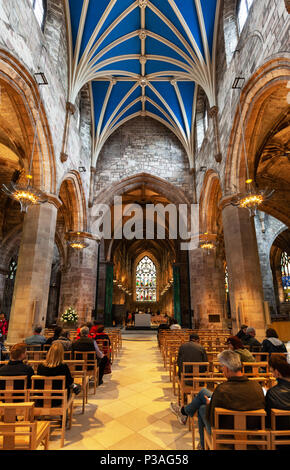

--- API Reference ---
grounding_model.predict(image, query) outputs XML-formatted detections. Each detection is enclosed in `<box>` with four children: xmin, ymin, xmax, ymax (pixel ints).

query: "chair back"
<box><xmin>210</xmin><ymin>408</ymin><xmax>270</xmax><ymax>450</ymax></box>
<box><xmin>72</xmin><ymin>351</ymin><xmax>97</xmax><ymax>372</ymax></box>
<box><xmin>28</xmin><ymin>375</ymin><xmax>67</xmax><ymax>413</ymax></box>
<box><xmin>0</xmin><ymin>376</ymin><xmax>28</xmax><ymax>402</ymax></box>
<box><xmin>0</xmin><ymin>402</ymin><xmax>36</xmax><ymax>450</ymax></box>
<box><xmin>270</xmin><ymin>409</ymin><xmax>290</xmax><ymax>450</ymax></box>
<box><xmin>26</xmin><ymin>350</ymin><xmax>47</xmax><ymax>361</ymax></box>
<box><xmin>242</xmin><ymin>362</ymin><xmax>269</xmax><ymax>376</ymax></box>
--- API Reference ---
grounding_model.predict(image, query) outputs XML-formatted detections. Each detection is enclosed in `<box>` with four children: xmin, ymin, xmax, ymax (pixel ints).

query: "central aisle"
<box><xmin>58</xmin><ymin>335</ymin><xmax>196</xmax><ymax>450</ymax></box>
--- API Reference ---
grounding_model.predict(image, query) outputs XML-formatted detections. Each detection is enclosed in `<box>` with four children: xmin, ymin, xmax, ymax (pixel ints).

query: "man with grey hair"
<box><xmin>170</xmin><ymin>349</ymin><xmax>265</xmax><ymax>449</ymax></box>
<box><xmin>72</xmin><ymin>326</ymin><xmax>109</xmax><ymax>385</ymax></box>
<box><xmin>242</xmin><ymin>327</ymin><xmax>261</xmax><ymax>352</ymax></box>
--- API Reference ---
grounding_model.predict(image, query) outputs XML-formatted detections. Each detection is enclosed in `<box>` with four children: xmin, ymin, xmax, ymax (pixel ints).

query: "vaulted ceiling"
<box><xmin>65</xmin><ymin>0</ymin><xmax>221</xmax><ymax>168</ymax></box>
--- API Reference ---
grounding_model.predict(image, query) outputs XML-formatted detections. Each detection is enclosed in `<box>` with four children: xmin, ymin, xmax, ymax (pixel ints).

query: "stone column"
<box><xmin>189</xmin><ymin>248</ymin><xmax>227</xmax><ymax>329</ymax></box>
<box><xmin>0</xmin><ymin>266</ymin><xmax>8</xmax><ymax>310</ymax></box>
<box><xmin>58</xmin><ymin>237</ymin><xmax>99</xmax><ymax>324</ymax></box>
<box><xmin>173</xmin><ymin>264</ymin><xmax>181</xmax><ymax>325</ymax></box>
<box><xmin>7</xmin><ymin>198</ymin><xmax>60</xmax><ymax>343</ymax></box>
<box><xmin>221</xmin><ymin>203</ymin><xmax>266</xmax><ymax>340</ymax></box>
<box><xmin>104</xmin><ymin>262</ymin><xmax>114</xmax><ymax>327</ymax></box>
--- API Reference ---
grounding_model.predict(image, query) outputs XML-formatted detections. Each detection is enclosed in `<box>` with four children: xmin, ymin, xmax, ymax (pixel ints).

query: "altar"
<box><xmin>134</xmin><ymin>313</ymin><xmax>151</xmax><ymax>328</ymax></box>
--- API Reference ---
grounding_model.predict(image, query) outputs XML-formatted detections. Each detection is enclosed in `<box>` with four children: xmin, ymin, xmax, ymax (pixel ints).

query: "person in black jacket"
<box><xmin>45</xmin><ymin>326</ymin><xmax>63</xmax><ymax>346</ymax></box>
<box><xmin>72</xmin><ymin>326</ymin><xmax>108</xmax><ymax>385</ymax></box>
<box><xmin>177</xmin><ymin>334</ymin><xmax>208</xmax><ymax>379</ymax></box>
<box><xmin>261</xmin><ymin>328</ymin><xmax>287</xmax><ymax>355</ymax></box>
<box><xmin>236</xmin><ymin>324</ymin><xmax>248</xmax><ymax>342</ymax></box>
<box><xmin>266</xmin><ymin>354</ymin><xmax>290</xmax><ymax>429</ymax></box>
<box><xmin>0</xmin><ymin>343</ymin><xmax>34</xmax><ymax>388</ymax></box>
<box><xmin>36</xmin><ymin>342</ymin><xmax>79</xmax><ymax>398</ymax></box>
<box><xmin>242</xmin><ymin>327</ymin><xmax>262</xmax><ymax>352</ymax></box>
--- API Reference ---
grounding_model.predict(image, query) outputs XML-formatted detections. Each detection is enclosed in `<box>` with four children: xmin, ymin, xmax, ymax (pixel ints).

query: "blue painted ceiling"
<box><xmin>65</xmin><ymin>0</ymin><xmax>220</xmax><ymax>166</ymax></box>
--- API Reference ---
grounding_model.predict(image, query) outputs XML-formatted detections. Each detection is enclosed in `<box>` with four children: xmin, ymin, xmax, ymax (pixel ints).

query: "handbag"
<box><xmin>104</xmin><ymin>359</ymin><xmax>112</xmax><ymax>375</ymax></box>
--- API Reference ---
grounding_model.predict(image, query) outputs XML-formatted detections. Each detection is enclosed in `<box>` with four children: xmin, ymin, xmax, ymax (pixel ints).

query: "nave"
<box><xmin>50</xmin><ymin>335</ymin><xmax>194</xmax><ymax>451</ymax></box>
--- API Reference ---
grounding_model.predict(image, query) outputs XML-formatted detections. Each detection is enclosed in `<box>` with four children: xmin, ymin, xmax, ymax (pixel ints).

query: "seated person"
<box><xmin>177</xmin><ymin>334</ymin><xmax>208</xmax><ymax>380</ymax></box>
<box><xmin>72</xmin><ymin>326</ymin><xmax>108</xmax><ymax>385</ymax></box>
<box><xmin>45</xmin><ymin>326</ymin><xmax>63</xmax><ymax>346</ymax></box>
<box><xmin>25</xmin><ymin>325</ymin><xmax>47</xmax><ymax>347</ymax></box>
<box><xmin>266</xmin><ymin>354</ymin><xmax>290</xmax><ymax>428</ymax></box>
<box><xmin>90</xmin><ymin>321</ymin><xmax>103</xmax><ymax>337</ymax></box>
<box><xmin>52</xmin><ymin>330</ymin><xmax>72</xmax><ymax>351</ymax></box>
<box><xmin>75</xmin><ymin>322</ymin><xmax>94</xmax><ymax>340</ymax></box>
<box><xmin>0</xmin><ymin>313</ymin><xmax>8</xmax><ymax>341</ymax></box>
<box><xmin>36</xmin><ymin>342</ymin><xmax>80</xmax><ymax>400</ymax></box>
<box><xmin>225</xmin><ymin>336</ymin><xmax>256</xmax><ymax>363</ymax></box>
<box><xmin>93</xmin><ymin>326</ymin><xmax>111</xmax><ymax>345</ymax></box>
<box><xmin>261</xmin><ymin>328</ymin><xmax>287</xmax><ymax>355</ymax></box>
<box><xmin>0</xmin><ymin>343</ymin><xmax>34</xmax><ymax>388</ymax></box>
<box><xmin>170</xmin><ymin>350</ymin><xmax>265</xmax><ymax>449</ymax></box>
<box><xmin>169</xmin><ymin>318</ymin><xmax>182</xmax><ymax>330</ymax></box>
<box><xmin>242</xmin><ymin>327</ymin><xmax>262</xmax><ymax>352</ymax></box>
<box><xmin>236</xmin><ymin>324</ymin><xmax>248</xmax><ymax>342</ymax></box>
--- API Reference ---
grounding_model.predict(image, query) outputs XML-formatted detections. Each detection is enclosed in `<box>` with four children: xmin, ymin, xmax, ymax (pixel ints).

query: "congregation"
<box><xmin>1</xmin><ymin>319</ymin><xmax>290</xmax><ymax>450</ymax></box>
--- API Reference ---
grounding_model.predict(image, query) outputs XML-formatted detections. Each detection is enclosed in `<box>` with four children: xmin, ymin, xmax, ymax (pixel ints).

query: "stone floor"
<box><xmin>50</xmin><ymin>334</ymin><xmax>198</xmax><ymax>450</ymax></box>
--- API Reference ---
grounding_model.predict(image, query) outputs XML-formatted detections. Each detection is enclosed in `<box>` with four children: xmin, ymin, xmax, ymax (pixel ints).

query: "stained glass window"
<box><xmin>281</xmin><ymin>251</ymin><xmax>290</xmax><ymax>302</ymax></box>
<box><xmin>136</xmin><ymin>256</ymin><xmax>157</xmax><ymax>302</ymax></box>
<box><xmin>225</xmin><ymin>266</ymin><xmax>229</xmax><ymax>294</ymax></box>
<box><xmin>7</xmin><ymin>258</ymin><xmax>17</xmax><ymax>281</ymax></box>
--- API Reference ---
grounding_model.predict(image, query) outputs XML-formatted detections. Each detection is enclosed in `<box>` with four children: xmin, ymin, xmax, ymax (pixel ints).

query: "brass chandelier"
<box><xmin>67</xmin><ymin>232</ymin><xmax>89</xmax><ymax>250</ymax></box>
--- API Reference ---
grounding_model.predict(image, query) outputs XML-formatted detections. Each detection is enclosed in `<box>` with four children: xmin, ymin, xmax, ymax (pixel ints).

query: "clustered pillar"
<box><xmin>221</xmin><ymin>203</ymin><xmax>267</xmax><ymax>339</ymax></box>
<box><xmin>7</xmin><ymin>199</ymin><xmax>59</xmax><ymax>343</ymax></box>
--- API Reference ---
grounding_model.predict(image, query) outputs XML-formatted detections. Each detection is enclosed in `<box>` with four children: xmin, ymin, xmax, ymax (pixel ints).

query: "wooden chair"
<box><xmin>204</xmin><ymin>408</ymin><xmax>271</xmax><ymax>450</ymax></box>
<box><xmin>189</xmin><ymin>377</ymin><xmax>227</xmax><ymax>450</ymax></box>
<box><xmin>26</xmin><ymin>350</ymin><xmax>47</xmax><ymax>361</ymax></box>
<box><xmin>65</xmin><ymin>361</ymin><xmax>89</xmax><ymax>414</ymax></box>
<box><xmin>72</xmin><ymin>351</ymin><xmax>99</xmax><ymax>394</ymax></box>
<box><xmin>28</xmin><ymin>375</ymin><xmax>74</xmax><ymax>448</ymax></box>
<box><xmin>0</xmin><ymin>376</ymin><xmax>29</xmax><ymax>403</ymax></box>
<box><xmin>178</xmin><ymin>362</ymin><xmax>210</xmax><ymax>406</ymax></box>
<box><xmin>0</xmin><ymin>402</ymin><xmax>50</xmax><ymax>450</ymax></box>
<box><xmin>242</xmin><ymin>362</ymin><xmax>270</xmax><ymax>376</ymax></box>
<box><xmin>270</xmin><ymin>409</ymin><xmax>290</xmax><ymax>450</ymax></box>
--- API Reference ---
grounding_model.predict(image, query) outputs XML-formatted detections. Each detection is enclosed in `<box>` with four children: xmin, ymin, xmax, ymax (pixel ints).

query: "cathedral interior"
<box><xmin>0</xmin><ymin>0</ymin><xmax>290</xmax><ymax>452</ymax></box>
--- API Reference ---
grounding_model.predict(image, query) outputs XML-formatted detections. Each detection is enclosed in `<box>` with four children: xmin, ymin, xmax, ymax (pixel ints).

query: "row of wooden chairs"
<box><xmin>203</xmin><ymin>407</ymin><xmax>290</xmax><ymax>450</ymax></box>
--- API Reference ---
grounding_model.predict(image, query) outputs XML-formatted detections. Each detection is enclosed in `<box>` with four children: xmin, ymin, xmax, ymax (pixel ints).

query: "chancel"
<box><xmin>0</xmin><ymin>0</ymin><xmax>289</xmax><ymax>452</ymax></box>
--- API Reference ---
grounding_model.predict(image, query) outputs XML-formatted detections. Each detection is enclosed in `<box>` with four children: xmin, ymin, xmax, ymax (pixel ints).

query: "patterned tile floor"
<box><xmin>50</xmin><ymin>333</ymin><xmax>199</xmax><ymax>450</ymax></box>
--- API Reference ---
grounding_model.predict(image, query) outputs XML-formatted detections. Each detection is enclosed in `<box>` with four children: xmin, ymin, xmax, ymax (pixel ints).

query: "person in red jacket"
<box><xmin>0</xmin><ymin>313</ymin><xmax>8</xmax><ymax>340</ymax></box>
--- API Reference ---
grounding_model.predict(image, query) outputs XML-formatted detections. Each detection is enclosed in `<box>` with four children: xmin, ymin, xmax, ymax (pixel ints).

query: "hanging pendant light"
<box><xmin>200</xmin><ymin>232</ymin><xmax>215</xmax><ymax>254</ymax></box>
<box><xmin>1</xmin><ymin>76</ymin><xmax>48</xmax><ymax>212</ymax></box>
<box><xmin>231</xmin><ymin>179</ymin><xmax>274</xmax><ymax>217</ymax></box>
<box><xmin>67</xmin><ymin>232</ymin><xmax>89</xmax><ymax>250</ymax></box>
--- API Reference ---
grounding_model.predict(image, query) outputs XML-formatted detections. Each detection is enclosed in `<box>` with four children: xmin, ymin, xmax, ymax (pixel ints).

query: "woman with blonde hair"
<box><xmin>37</xmin><ymin>342</ymin><xmax>79</xmax><ymax>397</ymax></box>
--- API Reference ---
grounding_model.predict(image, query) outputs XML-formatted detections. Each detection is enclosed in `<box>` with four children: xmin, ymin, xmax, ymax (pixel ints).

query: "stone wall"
<box><xmin>0</xmin><ymin>0</ymin><xmax>92</xmax><ymax>200</ymax></box>
<box><xmin>195</xmin><ymin>0</ymin><xmax>290</xmax><ymax>199</ymax></box>
<box><xmin>94</xmin><ymin>117</ymin><xmax>193</xmax><ymax>202</ymax></box>
<box><xmin>254</xmin><ymin>212</ymin><xmax>287</xmax><ymax>316</ymax></box>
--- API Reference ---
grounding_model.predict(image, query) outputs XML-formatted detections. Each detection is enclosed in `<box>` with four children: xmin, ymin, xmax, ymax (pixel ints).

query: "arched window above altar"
<box><xmin>136</xmin><ymin>256</ymin><xmax>157</xmax><ymax>302</ymax></box>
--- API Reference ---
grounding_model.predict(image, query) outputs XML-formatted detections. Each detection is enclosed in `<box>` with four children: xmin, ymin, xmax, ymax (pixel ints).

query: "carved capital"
<box><xmin>66</xmin><ymin>102</ymin><xmax>76</xmax><ymax>115</ymax></box>
<box><xmin>60</xmin><ymin>152</ymin><xmax>68</xmax><ymax>163</ymax></box>
<box><xmin>208</xmin><ymin>106</ymin><xmax>219</xmax><ymax>118</ymax></box>
<box><xmin>215</xmin><ymin>152</ymin><xmax>222</xmax><ymax>163</ymax></box>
